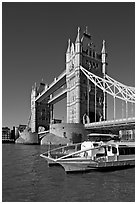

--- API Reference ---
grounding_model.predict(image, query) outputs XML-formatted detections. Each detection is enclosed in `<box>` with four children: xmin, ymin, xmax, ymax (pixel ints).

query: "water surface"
<box><xmin>2</xmin><ymin>144</ymin><xmax>135</xmax><ymax>202</ymax></box>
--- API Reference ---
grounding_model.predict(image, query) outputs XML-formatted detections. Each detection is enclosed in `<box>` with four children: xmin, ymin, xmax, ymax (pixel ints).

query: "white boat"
<box><xmin>40</xmin><ymin>142</ymin><xmax>84</xmax><ymax>166</ymax></box>
<box><xmin>55</xmin><ymin>141</ymin><xmax>135</xmax><ymax>173</ymax></box>
<box><xmin>40</xmin><ymin>133</ymin><xmax>120</xmax><ymax>167</ymax></box>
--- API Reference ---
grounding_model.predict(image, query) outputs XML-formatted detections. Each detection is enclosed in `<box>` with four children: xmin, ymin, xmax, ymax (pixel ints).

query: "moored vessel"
<box><xmin>55</xmin><ymin>141</ymin><xmax>135</xmax><ymax>173</ymax></box>
<box><xmin>40</xmin><ymin>133</ymin><xmax>135</xmax><ymax>173</ymax></box>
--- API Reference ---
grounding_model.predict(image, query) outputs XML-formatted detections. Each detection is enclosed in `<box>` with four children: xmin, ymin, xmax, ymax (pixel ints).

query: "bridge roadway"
<box><xmin>35</xmin><ymin>70</ymin><xmax>66</xmax><ymax>103</ymax></box>
<box><xmin>85</xmin><ymin>117</ymin><xmax>135</xmax><ymax>132</ymax></box>
<box><xmin>48</xmin><ymin>88</ymin><xmax>67</xmax><ymax>104</ymax></box>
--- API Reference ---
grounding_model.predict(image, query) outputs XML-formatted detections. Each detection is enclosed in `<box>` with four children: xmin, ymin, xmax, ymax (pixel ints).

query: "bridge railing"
<box><xmin>84</xmin><ymin>117</ymin><xmax>135</xmax><ymax>128</ymax></box>
<box><xmin>48</xmin><ymin>88</ymin><xmax>67</xmax><ymax>104</ymax></box>
<box><xmin>48</xmin><ymin>70</ymin><xmax>66</xmax><ymax>88</ymax></box>
<box><xmin>36</xmin><ymin>70</ymin><xmax>66</xmax><ymax>100</ymax></box>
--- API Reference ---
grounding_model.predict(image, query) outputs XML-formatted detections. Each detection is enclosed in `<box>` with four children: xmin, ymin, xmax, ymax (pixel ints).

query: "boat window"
<box><xmin>87</xmin><ymin>136</ymin><xmax>111</xmax><ymax>142</ymax></box>
<box><xmin>118</xmin><ymin>147</ymin><xmax>135</xmax><ymax>155</ymax></box>
<box><xmin>112</xmin><ymin>147</ymin><xmax>117</xmax><ymax>154</ymax></box>
<box><xmin>108</xmin><ymin>146</ymin><xmax>111</xmax><ymax>151</ymax></box>
<box><xmin>130</xmin><ymin>147</ymin><xmax>135</xmax><ymax>154</ymax></box>
<box><xmin>93</xmin><ymin>143</ymin><xmax>99</xmax><ymax>147</ymax></box>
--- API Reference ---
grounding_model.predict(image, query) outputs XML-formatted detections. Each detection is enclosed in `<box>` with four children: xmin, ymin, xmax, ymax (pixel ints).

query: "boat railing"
<box><xmin>42</xmin><ymin>142</ymin><xmax>82</xmax><ymax>159</ymax></box>
<box><xmin>55</xmin><ymin>145</ymin><xmax>104</xmax><ymax>161</ymax></box>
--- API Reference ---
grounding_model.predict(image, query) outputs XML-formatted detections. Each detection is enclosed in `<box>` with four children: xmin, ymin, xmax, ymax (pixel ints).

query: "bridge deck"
<box><xmin>35</xmin><ymin>70</ymin><xmax>66</xmax><ymax>102</ymax></box>
<box><xmin>85</xmin><ymin>118</ymin><xmax>135</xmax><ymax>131</ymax></box>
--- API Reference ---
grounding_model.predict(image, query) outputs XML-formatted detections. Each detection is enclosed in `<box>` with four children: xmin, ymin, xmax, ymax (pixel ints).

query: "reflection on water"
<box><xmin>2</xmin><ymin>144</ymin><xmax>135</xmax><ymax>202</ymax></box>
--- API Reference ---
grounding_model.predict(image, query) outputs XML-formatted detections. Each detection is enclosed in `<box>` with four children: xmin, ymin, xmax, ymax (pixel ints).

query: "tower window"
<box><xmin>42</xmin><ymin>116</ymin><xmax>45</xmax><ymax>121</ymax></box>
<box><xmin>88</xmin><ymin>62</ymin><xmax>92</xmax><ymax>70</ymax></box>
<box><xmin>63</xmin><ymin>132</ymin><xmax>67</xmax><ymax>138</ymax></box>
<box><xmin>86</xmin><ymin>59</ymin><xmax>88</xmax><ymax>64</ymax></box>
<box><xmin>93</xmin><ymin>52</ymin><xmax>95</xmax><ymax>58</ymax></box>
<box><xmin>93</xmin><ymin>62</ymin><xmax>95</xmax><ymax>67</ymax></box>
<box><xmin>96</xmin><ymin>53</ymin><xmax>101</xmax><ymax>60</ymax></box>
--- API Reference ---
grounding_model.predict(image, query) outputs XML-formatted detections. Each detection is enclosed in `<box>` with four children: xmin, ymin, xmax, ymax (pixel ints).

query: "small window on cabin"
<box><xmin>119</xmin><ymin>147</ymin><xmax>125</xmax><ymax>155</ymax></box>
<box><xmin>129</xmin><ymin>147</ymin><xmax>135</xmax><ymax>154</ymax></box>
<box><xmin>108</xmin><ymin>146</ymin><xmax>111</xmax><ymax>151</ymax></box>
<box><xmin>93</xmin><ymin>143</ymin><xmax>98</xmax><ymax>147</ymax></box>
<box><xmin>112</xmin><ymin>147</ymin><xmax>117</xmax><ymax>154</ymax></box>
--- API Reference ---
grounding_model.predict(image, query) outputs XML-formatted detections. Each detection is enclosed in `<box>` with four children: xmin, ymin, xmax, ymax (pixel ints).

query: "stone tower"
<box><xmin>66</xmin><ymin>27</ymin><xmax>107</xmax><ymax>124</ymax></box>
<box><xmin>31</xmin><ymin>83</ymin><xmax>37</xmax><ymax>132</ymax></box>
<box><xmin>30</xmin><ymin>82</ymin><xmax>50</xmax><ymax>132</ymax></box>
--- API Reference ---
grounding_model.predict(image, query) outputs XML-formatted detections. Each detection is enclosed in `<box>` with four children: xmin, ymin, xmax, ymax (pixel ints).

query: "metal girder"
<box><xmin>80</xmin><ymin>66</ymin><xmax>135</xmax><ymax>103</ymax></box>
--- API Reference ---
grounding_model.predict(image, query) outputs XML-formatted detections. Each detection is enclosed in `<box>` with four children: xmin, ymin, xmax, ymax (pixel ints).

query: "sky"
<box><xmin>2</xmin><ymin>2</ymin><xmax>135</xmax><ymax>129</ymax></box>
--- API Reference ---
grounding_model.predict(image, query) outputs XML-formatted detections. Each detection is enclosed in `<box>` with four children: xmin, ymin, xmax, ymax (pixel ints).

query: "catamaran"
<box><xmin>40</xmin><ymin>133</ymin><xmax>135</xmax><ymax>173</ymax></box>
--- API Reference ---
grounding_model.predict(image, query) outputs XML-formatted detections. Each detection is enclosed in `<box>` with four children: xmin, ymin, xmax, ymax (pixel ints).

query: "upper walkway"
<box><xmin>35</xmin><ymin>70</ymin><xmax>66</xmax><ymax>102</ymax></box>
<box><xmin>85</xmin><ymin>117</ymin><xmax>135</xmax><ymax>131</ymax></box>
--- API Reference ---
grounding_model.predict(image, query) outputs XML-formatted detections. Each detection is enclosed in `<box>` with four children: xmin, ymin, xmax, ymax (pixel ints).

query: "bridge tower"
<box><xmin>66</xmin><ymin>27</ymin><xmax>107</xmax><ymax>124</ymax></box>
<box><xmin>31</xmin><ymin>83</ymin><xmax>37</xmax><ymax>132</ymax></box>
<box><xmin>30</xmin><ymin>82</ymin><xmax>50</xmax><ymax>132</ymax></box>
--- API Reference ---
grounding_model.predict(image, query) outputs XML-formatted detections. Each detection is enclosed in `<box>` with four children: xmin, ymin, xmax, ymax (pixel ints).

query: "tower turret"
<box><xmin>75</xmin><ymin>27</ymin><xmax>81</xmax><ymax>53</ymax></box>
<box><xmin>71</xmin><ymin>42</ymin><xmax>75</xmax><ymax>56</ymax></box>
<box><xmin>101</xmin><ymin>40</ymin><xmax>107</xmax><ymax>75</ymax></box>
<box><xmin>75</xmin><ymin>27</ymin><xmax>81</xmax><ymax>68</ymax></box>
<box><xmin>66</xmin><ymin>39</ymin><xmax>71</xmax><ymax>63</ymax></box>
<box><xmin>101</xmin><ymin>40</ymin><xmax>107</xmax><ymax>121</ymax></box>
<box><xmin>31</xmin><ymin>83</ymin><xmax>37</xmax><ymax>132</ymax></box>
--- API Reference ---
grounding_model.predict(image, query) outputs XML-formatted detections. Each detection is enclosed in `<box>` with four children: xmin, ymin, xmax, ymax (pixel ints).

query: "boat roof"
<box><xmin>106</xmin><ymin>141</ymin><xmax>135</xmax><ymax>147</ymax></box>
<box><xmin>87</xmin><ymin>133</ymin><xmax>118</xmax><ymax>137</ymax></box>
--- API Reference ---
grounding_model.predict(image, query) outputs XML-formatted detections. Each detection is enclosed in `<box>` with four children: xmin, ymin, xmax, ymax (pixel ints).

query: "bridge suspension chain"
<box><xmin>80</xmin><ymin>66</ymin><xmax>135</xmax><ymax>104</ymax></box>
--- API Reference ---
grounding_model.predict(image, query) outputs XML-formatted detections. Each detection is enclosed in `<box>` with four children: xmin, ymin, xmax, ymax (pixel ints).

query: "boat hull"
<box><xmin>57</xmin><ymin>159</ymin><xmax>135</xmax><ymax>173</ymax></box>
<box><xmin>40</xmin><ymin>153</ymin><xmax>66</xmax><ymax>167</ymax></box>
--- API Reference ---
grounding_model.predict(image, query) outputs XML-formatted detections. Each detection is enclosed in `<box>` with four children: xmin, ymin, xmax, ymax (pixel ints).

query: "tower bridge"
<box><xmin>30</xmin><ymin>27</ymin><xmax>135</xmax><ymax>142</ymax></box>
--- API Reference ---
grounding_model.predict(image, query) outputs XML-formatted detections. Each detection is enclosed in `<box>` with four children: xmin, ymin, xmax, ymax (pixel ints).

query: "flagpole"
<box><xmin>87</xmin><ymin>78</ymin><xmax>89</xmax><ymax>120</ymax></box>
<box><xmin>95</xmin><ymin>82</ymin><xmax>96</xmax><ymax>122</ymax></box>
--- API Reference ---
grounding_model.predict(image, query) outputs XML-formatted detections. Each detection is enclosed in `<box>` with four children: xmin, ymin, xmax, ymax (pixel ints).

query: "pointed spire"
<box><xmin>66</xmin><ymin>39</ymin><xmax>71</xmax><ymax>53</ymax></box>
<box><xmin>101</xmin><ymin>40</ymin><xmax>106</xmax><ymax>54</ymax></box>
<box><xmin>34</xmin><ymin>82</ymin><xmax>37</xmax><ymax>92</ymax></box>
<box><xmin>71</xmin><ymin>42</ymin><xmax>74</xmax><ymax>55</ymax></box>
<box><xmin>83</xmin><ymin>26</ymin><xmax>91</xmax><ymax>39</ymax></box>
<box><xmin>101</xmin><ymin>40</ymin><xmax>107</xmax><ymax>75</ymax></box>
<box><xmin>75</xmin><ymin>27</ymin><xmax>80</xmax><ymax>43</ymax></box>
<box><xmin>85</xmin><ymin>26</ymin><xmax>88</xmax><ymax>34</ymax></box>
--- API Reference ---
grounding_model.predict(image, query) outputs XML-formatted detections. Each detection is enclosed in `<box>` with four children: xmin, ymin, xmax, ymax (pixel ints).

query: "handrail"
<box><xmin>41</xmin><ymin>142</ymin><xmax>82</xmax><ymax>156</ymax></box>
<box><xmin>55</xmin><ymin>144</ymin><xmax>103</xmax><ymax>161</ymax></box>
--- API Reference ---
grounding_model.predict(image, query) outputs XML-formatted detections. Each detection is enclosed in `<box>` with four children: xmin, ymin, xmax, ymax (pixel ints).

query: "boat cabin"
<box><xmin>86</xmin><ymin>133</ymin><xmax>119</xmax><ymax>142</ymax></box>
<box><xmin>94</xmin><ymin>141</ymin><xmax>135</xmax><ymax>162</ymax></box>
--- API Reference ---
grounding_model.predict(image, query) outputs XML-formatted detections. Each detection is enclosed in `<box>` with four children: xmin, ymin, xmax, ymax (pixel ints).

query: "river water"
<box><xmin>2</xmin><ymin>144</ymin><xmax>135</xmax><ymax>202</ymax></box>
